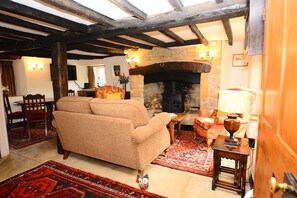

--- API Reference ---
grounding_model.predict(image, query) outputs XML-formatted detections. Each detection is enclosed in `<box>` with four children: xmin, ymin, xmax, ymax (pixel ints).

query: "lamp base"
<box><xmin>224</xmin><ymin>137</ymin><xmax>239</xmax><ymax>148</ymax></box>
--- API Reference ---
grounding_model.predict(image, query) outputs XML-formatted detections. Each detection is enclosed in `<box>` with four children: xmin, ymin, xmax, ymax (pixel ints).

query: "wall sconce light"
<box><xmin>126</xmin><ymin>57</ymin><xmax>139</xmax><ymax>67</ymax></box>
<box><xmin>199</xmin><ymin>51</ymin><xmax>216</xmax><ymax>60</ymax></box>
<box><xmin>32</xmin><ymin>63</ymin><xmax>44</xmax><ymax>70</ymax></box>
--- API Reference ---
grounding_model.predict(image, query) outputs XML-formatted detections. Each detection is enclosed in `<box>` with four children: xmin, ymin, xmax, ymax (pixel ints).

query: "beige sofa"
<box><xmin>53</xmin><ymin>96</ymin><xmax>171</xmax><ymax>178</ymax></box>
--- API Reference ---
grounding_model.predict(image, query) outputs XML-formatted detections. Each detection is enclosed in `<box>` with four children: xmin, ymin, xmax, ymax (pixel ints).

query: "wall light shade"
<box><xmin>209</xmin><ymin>51</ymin><xmax>216</xmax><ymax>59</ymax></box>
<box><xmin>127</xmin><ymin>57</ymin><xmax>139</xmax><ymax>67</ymax></box>
<box><xmin>199</xmin><ymin>52</ymin><xmax>206</xmax><ymax>59</ymax></box>
<box><xmin>126</xmin><ymin>58</ymin><xmax>131</xmax><ymax>63</ymax></box>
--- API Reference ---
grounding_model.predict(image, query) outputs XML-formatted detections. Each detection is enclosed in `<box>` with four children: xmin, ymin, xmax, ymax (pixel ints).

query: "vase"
<box><xmin>122</xmin><ymin>83</ymin><xmax>126</xmax><ymax>91</ymax></box>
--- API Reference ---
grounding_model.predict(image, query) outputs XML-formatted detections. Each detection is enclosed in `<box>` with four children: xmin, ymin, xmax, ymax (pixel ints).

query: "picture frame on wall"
<box><xmin>232</xmin><ymin>54</ymin><xmax>248</xmax><ymax>67</ymax></box>
<box><xmin>113</xmin><ymin>65</ymin><xmax>120</xmax><ymax>76</ymax></box>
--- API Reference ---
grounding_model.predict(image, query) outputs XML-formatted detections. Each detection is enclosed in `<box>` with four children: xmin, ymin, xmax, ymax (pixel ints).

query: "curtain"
<box><xmin>88</xmin><ymin>66</ymin><xmax>95</xmax><ymax>88</ymax></box>
<box><xmin>0</xmin><ymin>61</ymin><xmax>16</xmax><ymax>96</ymax></box>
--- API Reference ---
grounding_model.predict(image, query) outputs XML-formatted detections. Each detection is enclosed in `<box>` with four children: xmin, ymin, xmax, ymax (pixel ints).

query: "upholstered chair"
<box><xmin>193</xmin><ymin>109</ymin><xmax>246</xmax><ymax>148</ymax></box>
<box><xmin>95</xmin><ymin>85</ymin><xmax>125</xmax><ymax>100</ymax></box>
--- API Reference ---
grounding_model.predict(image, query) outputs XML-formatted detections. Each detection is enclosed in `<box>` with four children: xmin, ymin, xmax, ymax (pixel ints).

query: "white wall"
<box><xmin>12</xmin><ymin>55</ymin><xmax>130</xmax><ymax>97</ymax></box>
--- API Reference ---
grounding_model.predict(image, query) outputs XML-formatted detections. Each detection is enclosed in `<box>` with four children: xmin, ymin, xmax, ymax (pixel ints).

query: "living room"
<box><xmin>1</xmin><ymin>0</ymin><xmax>297</xmax><ymax>197</ymax></box>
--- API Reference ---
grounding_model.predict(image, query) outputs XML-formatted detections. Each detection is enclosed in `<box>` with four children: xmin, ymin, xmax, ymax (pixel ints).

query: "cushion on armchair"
<box><xmin>194</xmin><ymin>117</ymin><xmax>214</xmax><ymax>130</ymax></box>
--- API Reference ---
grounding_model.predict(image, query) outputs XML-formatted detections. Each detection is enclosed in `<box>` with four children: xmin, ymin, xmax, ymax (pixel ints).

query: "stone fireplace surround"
<box><xmin>129</xmin><ymin>61</ymin><xmax>211</xmax><ymax>113</ymax></box>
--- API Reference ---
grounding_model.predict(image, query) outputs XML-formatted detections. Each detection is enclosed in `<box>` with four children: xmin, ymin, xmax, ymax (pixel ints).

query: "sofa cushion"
<box><xmin>56</xmin><ymin>96</ymin><xmax>93</xmax><ymax>114</ymax></box>
<box><xmin>90</xmin><ymin>98</ymin><xmax>149</xmax><ymax>128</ymax></box>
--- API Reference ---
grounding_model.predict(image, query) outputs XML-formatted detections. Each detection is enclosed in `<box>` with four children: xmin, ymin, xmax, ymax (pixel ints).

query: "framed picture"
<box><xmin>232</xmin><ymin>54</ymin><xmax>248</xmax><ymax>67</ymax></box>
<box><xmin>113</xmin><ymin>65</ymin><xmax>121</xmax><ymax>76</ymax></box>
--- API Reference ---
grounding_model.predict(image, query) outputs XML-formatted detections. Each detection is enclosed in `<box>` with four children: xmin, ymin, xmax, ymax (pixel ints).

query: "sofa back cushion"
<box><xmin>56</xmin><ymin>96</ymin><xmax>93</xmax><ymax>114</ymax></box>
<box><xmin>90</xmin><ymin>98</ymin><xmax>149</xmax><ymax>128</ymax></box>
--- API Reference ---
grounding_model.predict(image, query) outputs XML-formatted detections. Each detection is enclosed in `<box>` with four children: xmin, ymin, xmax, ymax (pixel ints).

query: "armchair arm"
<box><xmin>131</xmin><ymin>112</ymin><xmax>171</xmax><ymax>143</ymax></box>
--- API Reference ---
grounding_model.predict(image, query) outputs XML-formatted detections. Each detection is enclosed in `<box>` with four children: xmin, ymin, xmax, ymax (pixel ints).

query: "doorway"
<box><xmin>93</xmin><ymin>65</ymin><xmax>106</xmax><ymax>87</ymax></box>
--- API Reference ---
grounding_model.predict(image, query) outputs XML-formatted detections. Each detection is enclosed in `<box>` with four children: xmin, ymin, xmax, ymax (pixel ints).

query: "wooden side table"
<box><xmin>212</xmin><ymin>135</ymin><xmax>250</xmax><ymax>197</ymax></box>
<box><xmin>167</xmin><ymin>113</ymin><xmax>186</xmax><ymax>143</ymax></box>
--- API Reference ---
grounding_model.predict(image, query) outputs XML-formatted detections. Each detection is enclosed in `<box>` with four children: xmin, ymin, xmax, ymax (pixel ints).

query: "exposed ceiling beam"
<box><xmin>0</xmin><ymin>13</ymin><xmax>62</xmax><ymax>35</ymax></box>
<box><xmin>167</xmin><ymin>0</ymin><xmax>184</xmax><ymax>11</ymax></box>
<box><xmin>67</xmin><ymin>43</ymin><xmax>125</xmax><ymax>55</ymax></box>
<box><xmin>127</xmin><ymin>33</ymin><xmax>167</xmax><ymax>48</ymax></box>
<box><xmin>86</xmin><ymin>40</ymin><xmax>128</xmax><ymax>50</ymax></box>
<box><xmin>109</xmin><ymin>0</ymin><xmax>147</xmax><ymax>20</ymax></box>
<box><xmin>165</xmin><ymin>39</ymin><xmax>201</xmax><ymax>48</ymax></box>
<box><xmin>0</xmin><ymin>27</ymin><xmax>45</xmax><ymax>40</ymax></box>
<box><xmin>106</xmin><ymin>37</ymin><xmax>153</xmax><ymax>49</ymax></box>
<box><xmin>189</xmin><ymin>24</ymin><xmax>208</xmax><ymax>46</ymax></box>
<box><xmin>1</xmin><ymin>0</ymin><xmax>247</xmax><ymax>52</ymax></box>
<box><xmin>38</xmin><ymin>0</ymin><xmax>114</xmax><ymax>27</ymax></box>
<box><xmin>0</xmin><ymin>0</ymin><xmax>88</xmax><ymax>32</ymax></box>
<box><xmin>222</xmin><ymin>19</ymin><xmax>233</xmax><ymax>45</ymax></box>
<box><xmin>159</xmin><ymin>29</ymin><xmax>184</xmax><ymax>44</ymax></box>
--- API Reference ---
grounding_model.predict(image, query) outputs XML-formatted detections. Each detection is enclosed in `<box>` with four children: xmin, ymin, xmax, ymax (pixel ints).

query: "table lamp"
<box><xmin>218</xmin><ymin>90</ymin><xmax>252</xmax><ymax>147</ymax></box>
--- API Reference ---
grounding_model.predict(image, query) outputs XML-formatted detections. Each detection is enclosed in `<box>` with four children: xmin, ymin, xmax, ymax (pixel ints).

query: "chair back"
<box><xmin>68</xmin><ymin>89</ymin><xmax>75</xmax><ymax>96</ymax></box>
<box><xmin>2</xmin><ymin>90</ymin><xmax>12</xmax><ymax>116</ymax></box>
<box><xmin>95</xmin><ymin>86</ymin><xmax>125</xmax><ymax>99</ymax></box>
<box><xmin>23</xmin><ymin>94</ymin><xmax>46</xmax><ymax>121</ymax></box>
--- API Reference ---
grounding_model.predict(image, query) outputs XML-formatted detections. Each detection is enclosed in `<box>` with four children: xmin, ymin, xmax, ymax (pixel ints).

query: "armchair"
<box><xmin>193</xmin><ymin>109</ymin><xmax>246</xmax><ymax>148</ymax></box>
<box><xmin>95</xmin><ymin>85</ymin><xmax>125</xmax><ymax>99</ymax></box>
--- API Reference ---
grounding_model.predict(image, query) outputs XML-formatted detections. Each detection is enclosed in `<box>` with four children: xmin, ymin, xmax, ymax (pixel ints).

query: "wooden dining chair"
<box><xmin>2</xmin><ymin>90</ymin><xmax>26</xmax><ymax>129</ymax></box>
<box><xmin>68</xmin><ymin>89</ymin><xmax>75</xmax><ymax>96</ymax></box>
<box><xmin>23</xmin><ymin>94</ymin><xmax>49</xmax><ymax>138</ymax></box>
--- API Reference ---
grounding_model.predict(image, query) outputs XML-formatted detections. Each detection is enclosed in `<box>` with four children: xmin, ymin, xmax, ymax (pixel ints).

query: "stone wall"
<box><xmin>126</xmin><ymin>42</ymin><xmax>222</xmax><ymax>110</ymax></box>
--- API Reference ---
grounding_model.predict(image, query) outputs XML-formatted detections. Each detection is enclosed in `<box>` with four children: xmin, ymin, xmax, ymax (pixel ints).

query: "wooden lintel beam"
<box><xmin>109</xmin><ymin>0</ymin><xmax>147</xmax><ymax>20</ymax></box>
<box><xmin>67</xmin><ymin>43</ymin><xmax>125</xmax><ymax>55</ymax></box>
<box><xmin>189</xmin><ymin>24</ymin><xmax>208</xmax><ymax>46</ymax></box>
<box><xmin>0</xmin><ymin>27</ymin><xmax>45</xmax><ymax>40</ymax></box>
<box><xmin>86</xmin><ymin>40</ymin><xmax>127</xmax><ymax>50</ymax></box>
<box><xmin>128</xmin><ymin>33</ymin><xmax>167</xmax><ymax>48</ymax></box>
<box><xmin>159</xmin><ymin>29</ymin><xmax>184</xmax><ymax>44</ymax></box>
<box><xmin>0</xmin><ymin>0</ymin><xmax>87</xmax><ymax>32</ymax></box>
<box><xmin>106</xmin><ymin>37</ymin><xmax>153</xmax><ymax>49</ymax></box>
<box><xmin>165</xmin><ymin>39</ymin><xmax>201</xmax><ymax>48</ymax></box>
<box><xmin>0</xmin><ymin>13</ymin><xmax>62</xmax><ymax>35</ymax></box>
<box><xmin>167</xmin><ymin>0</ymin><xmax>184</xmax><ymax>11</ymax></box>
<box><xmin>38</xmin><ymin>0</ymin><xmax>114</xmax><ymax>27</ymax></box>
<box><xmin>222</xmin><ymin>19</ymin><xmax>233</xmax><ymax>45</ymax></box>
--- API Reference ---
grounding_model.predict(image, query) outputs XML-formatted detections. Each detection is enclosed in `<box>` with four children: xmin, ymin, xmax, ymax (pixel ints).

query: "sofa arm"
<box><xmin>131</xmin><ymin>112</ymin><xmax>171</xmax><ymax>143</ymax></box>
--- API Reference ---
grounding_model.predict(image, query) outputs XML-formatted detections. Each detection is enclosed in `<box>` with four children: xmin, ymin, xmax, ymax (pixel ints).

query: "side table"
<box><xmin>167</xmin><ymin>113</ymin><xmax>186</xmax><ymax>144</ymax></box>
<box><xmin>212</xmin><ymin>135</ymin><xmax>250</xmax><ymax>197</ymax></box>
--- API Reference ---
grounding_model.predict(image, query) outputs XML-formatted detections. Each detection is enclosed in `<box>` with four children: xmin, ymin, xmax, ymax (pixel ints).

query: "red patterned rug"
<box><xmin>152</xmin><ymin>131</ymin><xmax>213</xmax><ymax>177</ymax></box>
<box><xmin>0</xmin><ymin>160</ymin><xmax>164</xmax><ymax>198</ymax></box>
<box><xmin>8</xmin><ymin>126</ymin><xmax>56</xmax><ymax>149</ymax></box>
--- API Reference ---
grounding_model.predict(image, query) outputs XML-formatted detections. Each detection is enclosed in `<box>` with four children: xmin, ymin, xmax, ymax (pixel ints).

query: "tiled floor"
<box><xmin>0</xmin><ymin>137</ymin><xmax>248</xmax><ymax>198</ymax></box>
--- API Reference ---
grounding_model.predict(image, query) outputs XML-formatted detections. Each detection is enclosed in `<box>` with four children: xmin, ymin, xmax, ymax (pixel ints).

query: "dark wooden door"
<box><xmin>253</xmin><ymin>0</ymin><xmax>297</xmax><ymax>197</ymax></box>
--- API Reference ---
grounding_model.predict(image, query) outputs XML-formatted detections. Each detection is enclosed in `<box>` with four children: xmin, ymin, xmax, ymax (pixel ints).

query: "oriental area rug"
<box><xmin>152</xmin><ymin>131</ymin><xmax>214</xmax><ymax>177</ymax></box>
<box><xmin>8</xmin><ymin>126</ymin><xmax>56</xmax><ymax>149</ymax></box>
<box><xmin>0</xmin><ymin>160</ymin><xmax>164</xmax><ymax>198</ymax></box>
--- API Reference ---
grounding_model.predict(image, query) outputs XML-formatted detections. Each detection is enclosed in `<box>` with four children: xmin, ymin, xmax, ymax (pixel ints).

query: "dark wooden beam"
<box><xmin>0</xmin><ymin>35</ymin><xmax>23</xmax><ymax>42</ymax></box>
<box><xmin>222</xmin><ymin>19</ymin><xmax>233</xmax><ymax>45</ymax></box>
<box><xmin>0</xmin><ymin>13</ymin><xmax>62</xmax><ymax>35</ymax></box>
<box><xmin>67</xmin><ymin>43</ymin><xmax>125</xmax><ymax>55</ymax></box>
<box><xmin>38</xmin><ymin>0</ymin><xmax>114</xmax><ymax>27</ymax></box>
<box><xmin>1</xmin><ymin>0</ymin><xmax>247</xmax><ymax>51</ymax></box>
<box><xmin>86</xmin><ymin>0</ymin><xmax>247</xmax><ymax>40</ymax></box>
<box><xmin>0</xmin><ymin>27</ymin><xmax>45</xmax><ymax>40</ymax></box>
<box><xmin>167</xmin><ymin>0</ymin><xmax>184</xmax><ymax>11</ymax></box>
<box><xmin>189</xmin><ymin>24</ymin><xmax>208</xmax><ymax>46</ymax></box>
<box><xmin>216</xmin><ymin>0</ymin><xmax>224</xmax><ymax>3</ymax></box>
<box><xmin>109</xmin><ymin>0</ymin><xmax>147</xmax><ymax>20</ymax></box>
<box><xmin>127</xmin><ymin>33</ymin><xmax>167</xmax><ymax>48</ymax></box>
<box><xmin>106</xmin><ymin>37</ymin><xmax>153</xmax><ymax>49</ymax></box>
<box><xmin>159</xmin><ymin>29</ymin><xmax>184</xmax><ymax>44</ymax></box>
<box><xmin>0</xmin><ymin>0</ymin><xmax>87</xmax><ymax>32</ymax></box>
<box><xmin>165</xmin><ymin>39</ymin><xmax>201</xmax><ymax>48</ymax></box>
<box><xmin>86</xmin><ymin>40</ymin><xmax>127</xmax><ymax>50</ymax></box>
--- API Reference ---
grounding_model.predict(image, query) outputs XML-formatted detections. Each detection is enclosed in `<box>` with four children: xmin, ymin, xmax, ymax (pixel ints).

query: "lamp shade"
<box><xmin>218</xmin><ymin>90</ymin><xmax>252</xmax><ymax>122</ymax></box>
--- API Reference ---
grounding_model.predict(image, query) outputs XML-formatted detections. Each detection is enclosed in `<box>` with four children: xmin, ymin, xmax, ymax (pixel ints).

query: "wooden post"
<box><xmin>51</xmin><ymin>42</ymin><xmax>68</xmax><ymax>154</ymax></box>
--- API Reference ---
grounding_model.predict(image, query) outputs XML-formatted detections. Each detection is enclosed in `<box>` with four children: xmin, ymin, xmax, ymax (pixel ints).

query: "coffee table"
<box><xmin>167</xmin><ymin>113</ymin><xmax>187</xmax><ymax>143</ymax></box>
